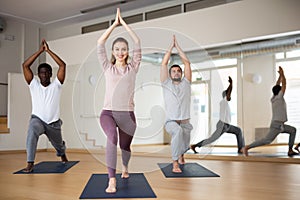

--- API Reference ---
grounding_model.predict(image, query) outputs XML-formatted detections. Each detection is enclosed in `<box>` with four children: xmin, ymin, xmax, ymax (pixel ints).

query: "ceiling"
<box><xmin>0</xmin><ymin>0</ymin><xmax>175</xmax><ymax>28</ymax></box>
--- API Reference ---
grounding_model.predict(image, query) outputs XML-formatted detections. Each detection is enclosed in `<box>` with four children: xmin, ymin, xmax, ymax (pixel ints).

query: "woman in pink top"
<box><xmin>97</xmin><ymin>8</ymin><xmax>141</xmax><ymax>193</ymax></box>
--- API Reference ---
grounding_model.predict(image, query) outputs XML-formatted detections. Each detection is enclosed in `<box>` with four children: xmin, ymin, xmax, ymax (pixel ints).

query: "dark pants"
<box><xmin>100</xmin><ymin>110</ymin><xmax>136</xmax><ymax>178</ymax></box>
<box><xmin>195</xmin><ymin>120</ymin><xmax>245</xmax><ymax>150</ymax></box>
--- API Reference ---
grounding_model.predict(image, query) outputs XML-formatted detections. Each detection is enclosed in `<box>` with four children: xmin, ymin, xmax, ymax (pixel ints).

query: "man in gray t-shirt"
<box><xmin>161</xmin><ymin>35</ymin><xmax>193</xmax><ymax>173</ymax></box>
<box><xmin>242</xmin><ymin>66</ymin><xmax>298</xmax><ymax>157</ymax></box>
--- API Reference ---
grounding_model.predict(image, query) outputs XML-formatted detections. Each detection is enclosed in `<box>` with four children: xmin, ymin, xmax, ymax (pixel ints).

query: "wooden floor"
<box><xmin>1</xmin><ymin>145</ymin><xmax>300</xmax><ymax>200</ymax></box>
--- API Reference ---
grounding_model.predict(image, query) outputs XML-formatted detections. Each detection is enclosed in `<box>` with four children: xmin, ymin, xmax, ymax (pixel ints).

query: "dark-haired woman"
<box><xmin>97</xmin><ymin>8</ymin><xmax>141</xmax><ymax>193</ymax></box>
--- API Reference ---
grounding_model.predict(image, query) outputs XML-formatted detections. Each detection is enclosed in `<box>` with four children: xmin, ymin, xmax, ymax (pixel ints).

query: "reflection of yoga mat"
<box><xmin>158</xmin><ymin>163</ymin><xmax>220</xmax><ymax>178</ymax></box>
<box><xmin>254</xmin><ymin>152</ymin><xmax>300</xmax><ymax>158</ymax></box>
<box><xmin>14</xmin><ymin>161</ymin><xmax>79</xmax><ymax>174</ymax></box>
<box><xmin>80</xmin><ymin>173</ymin><xmax>156</xmax><ymax>199</ymax></box>
<box><xmin>187</xmin><ymin>150</ymin><xmax>261</xmax><ymax>155</ymax></box>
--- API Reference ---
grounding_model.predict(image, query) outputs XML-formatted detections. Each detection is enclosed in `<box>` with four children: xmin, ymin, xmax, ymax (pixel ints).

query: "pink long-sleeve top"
<box><xmin>97</xmin><ymin>42</ymin><xmax>142</xmax><ymax>111</ymax></box>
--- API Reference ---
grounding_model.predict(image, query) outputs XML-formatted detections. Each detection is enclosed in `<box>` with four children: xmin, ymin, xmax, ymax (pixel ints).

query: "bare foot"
<box><xmin>241</xmin><ymin>146</ymin><xmax>249</xmax><ymax>156</ymax></box>
<box><xmin>121</xmin><ymin>171</ymin><xmax>129</xmax><ymax>179</ymax></box>
<box><xmin>61</xmin><ymin>154</ymin><xmax>68</xmax><ymax>163</ymax></box>
<box><xmin>172</xmin><ymin>160</ymin><xmax>182</xmax><ymax>173</ymax></box>
<box><xmin>22</xmin><ymin>162</ymin><xmax>34</xmax><ymax>173</ymax></box>
<box><xmin>288</xmin><ymin>150</ymin><xmax>299</xmax><ymax>157</ymax></box>
<box><xmin>294</xmin><ymin>144</ymin><xmax>300</xmax><ymax>153</ymax></box>
<box><xmin>105</xmin><ymin>177</ymin><xmax>117</xmax><ymax>193</ymax></box>
<box><xmin>237</xmin><ymin>148</ymin><xmax>243</xmax><ymax>154</ymax></box>
<box><xmin>121</xmin><ymin>165</ymin><xmax>129</xmax><ymax>179</ymax></box>
<box><xmin>190</xmin><ymin>144</ymin><xmax>197</xmax><ymax>154</ymax></box>
<box><xmin>178</xmin><ymin>155</ymin><xmax>185</xmax><ymax>165</ymax></box>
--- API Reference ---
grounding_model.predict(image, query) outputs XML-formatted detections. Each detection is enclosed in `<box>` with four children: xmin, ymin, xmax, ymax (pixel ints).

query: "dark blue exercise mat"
<box><xmin>79</xmin><ymin>173</ymin><xmax>157</xmax><ymax>199</ymax></box>
<box><xmin>13</xmin><ymin>161</ymin><xmax>79</xmax><ymax>174</ymax></box>
<box><xmin>254</xmin><ymin>152</ymin><xmax>300</xmax><ymax>158</ymax></box>
<box><xmin>158</xmin><ymin>163</ymin><xmax>220</xmax><ymax>178</ymax></box>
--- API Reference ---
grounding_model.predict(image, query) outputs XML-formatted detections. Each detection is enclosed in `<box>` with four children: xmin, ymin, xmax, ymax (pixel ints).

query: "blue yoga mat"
<box><xmin>80</xmin><ymin>173</ymin><xmax>156</xmax><ymax>199</ymax></box>
<box><xmin>254</xmin><ymin>152</ymin><xmax>300</xmax><ymax>158</ymax></box>
<box><xmin>158</xmin><ymin>162</ymin><xmax>220</xmax><ymax>178</ymax></box>
<box><xmin>14</xmin><ymin>161</ymin><xmax>79</xmax><ymax>174</ymax></box>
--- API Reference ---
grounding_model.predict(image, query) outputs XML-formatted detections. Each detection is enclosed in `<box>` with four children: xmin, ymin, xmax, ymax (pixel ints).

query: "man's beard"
<box><xmin>171</xmin><ymin>77</ymin><xmax>181</xmax><ymax>82</ymax></box>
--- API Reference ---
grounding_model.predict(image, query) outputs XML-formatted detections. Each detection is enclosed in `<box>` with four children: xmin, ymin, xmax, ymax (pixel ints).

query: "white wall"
<box><xmin>0</xmin><ymin>19</ymin><xmax>23</xmax><ymax>116</ymax></box>
<box><xmin>0</xmin><ymin>19</ymin><xmax>22</xmax><ymax>83</ymax></box>
<box><xmin>241</xmin><ymin>55</ymin><xmax>275</xmax><ymax>143</ymax></box>
<box><xmin>0</xmin><ymin>73</ymin><xmax>48</xmax><ymax>150</ymax></box>
<box><xmin>46</xmin><ymin>0</ymin><xmax>300</xmax><ymax>148</ymax></box>
<box><xmin>0</xmin><ymin>16</ymin><xmax>42</xmax><ymax>116</ymax></box>
<box><xmin>47</xmin><ymin>0</ymin><xmax>300</xmax><ymax>46</ymax></box>
<box><xmin>1</xmin><ymin>0</ymin><xmax>300</xmax><ymax>150</ymax></box>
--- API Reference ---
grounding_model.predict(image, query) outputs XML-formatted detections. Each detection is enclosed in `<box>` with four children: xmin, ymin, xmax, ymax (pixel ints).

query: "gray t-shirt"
<box><xmin>162</xmin><ymin>77</ymin><xmax>191</xmax><ymax>121</ymax></box>
<box><xmin>271</xmin><ymin>90</ymin><xmax>287</xmax><ymax>122</ymax></box>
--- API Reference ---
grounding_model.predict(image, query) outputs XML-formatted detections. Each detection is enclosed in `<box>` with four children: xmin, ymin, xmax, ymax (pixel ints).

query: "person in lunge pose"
<box><xmin>161</xmin><ymin>35</ymin><xmax>193</xmax><ymax>173</ymax></box>
<box><xmin>22</xmin><ymin>39</ymin><xmax>68</xmax><ymax>173</ymax></box>
<box><xmin>97</xmin><ymin>8</ymin><xmax>141</xmax><ymax>193</ymax></box>
<box><xmin>242</xmin><ymin>66</ymin><xmax>298</xmax><ymax>157</ymax></box>
<box><xmin>190</xmin><ymin>76</ymin><xmax>245</xmax><ymax>154</ymax></box>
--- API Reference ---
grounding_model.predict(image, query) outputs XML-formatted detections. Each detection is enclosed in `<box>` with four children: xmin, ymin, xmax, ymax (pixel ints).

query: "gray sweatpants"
<box><xmin>165</xmin><ymin>121</ymin><xmax>193</xmax><ymax>161</ymax></box>
<box><xmin>248</xmin><ymin>121</ymin><xmax>296</xmax><ymax>149</ymax></box>
<box><xmin>195</xmin><ymin>120</ymin><xmax>245</xmax><ymax>150</ymax></box>
<box><xmin>26</xmin><ymin>115</ymin><xmax>66</xmax><ymax>162</ymax></box>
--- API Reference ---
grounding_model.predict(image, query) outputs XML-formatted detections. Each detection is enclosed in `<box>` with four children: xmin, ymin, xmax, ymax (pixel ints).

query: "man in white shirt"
<box><xmin>190</xmin><ymin>76</ymin><xmax>245</xmax><ymax>154</ymax></box>
<box><xmin>22</xmin><ymin>39</ymin><xmax>68</xmax><ymax>172</ymax></box>
<box><xmin>161</xmin><ymin>35</ymin><xmax>193</xmax><ymax>173</ymax></box>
